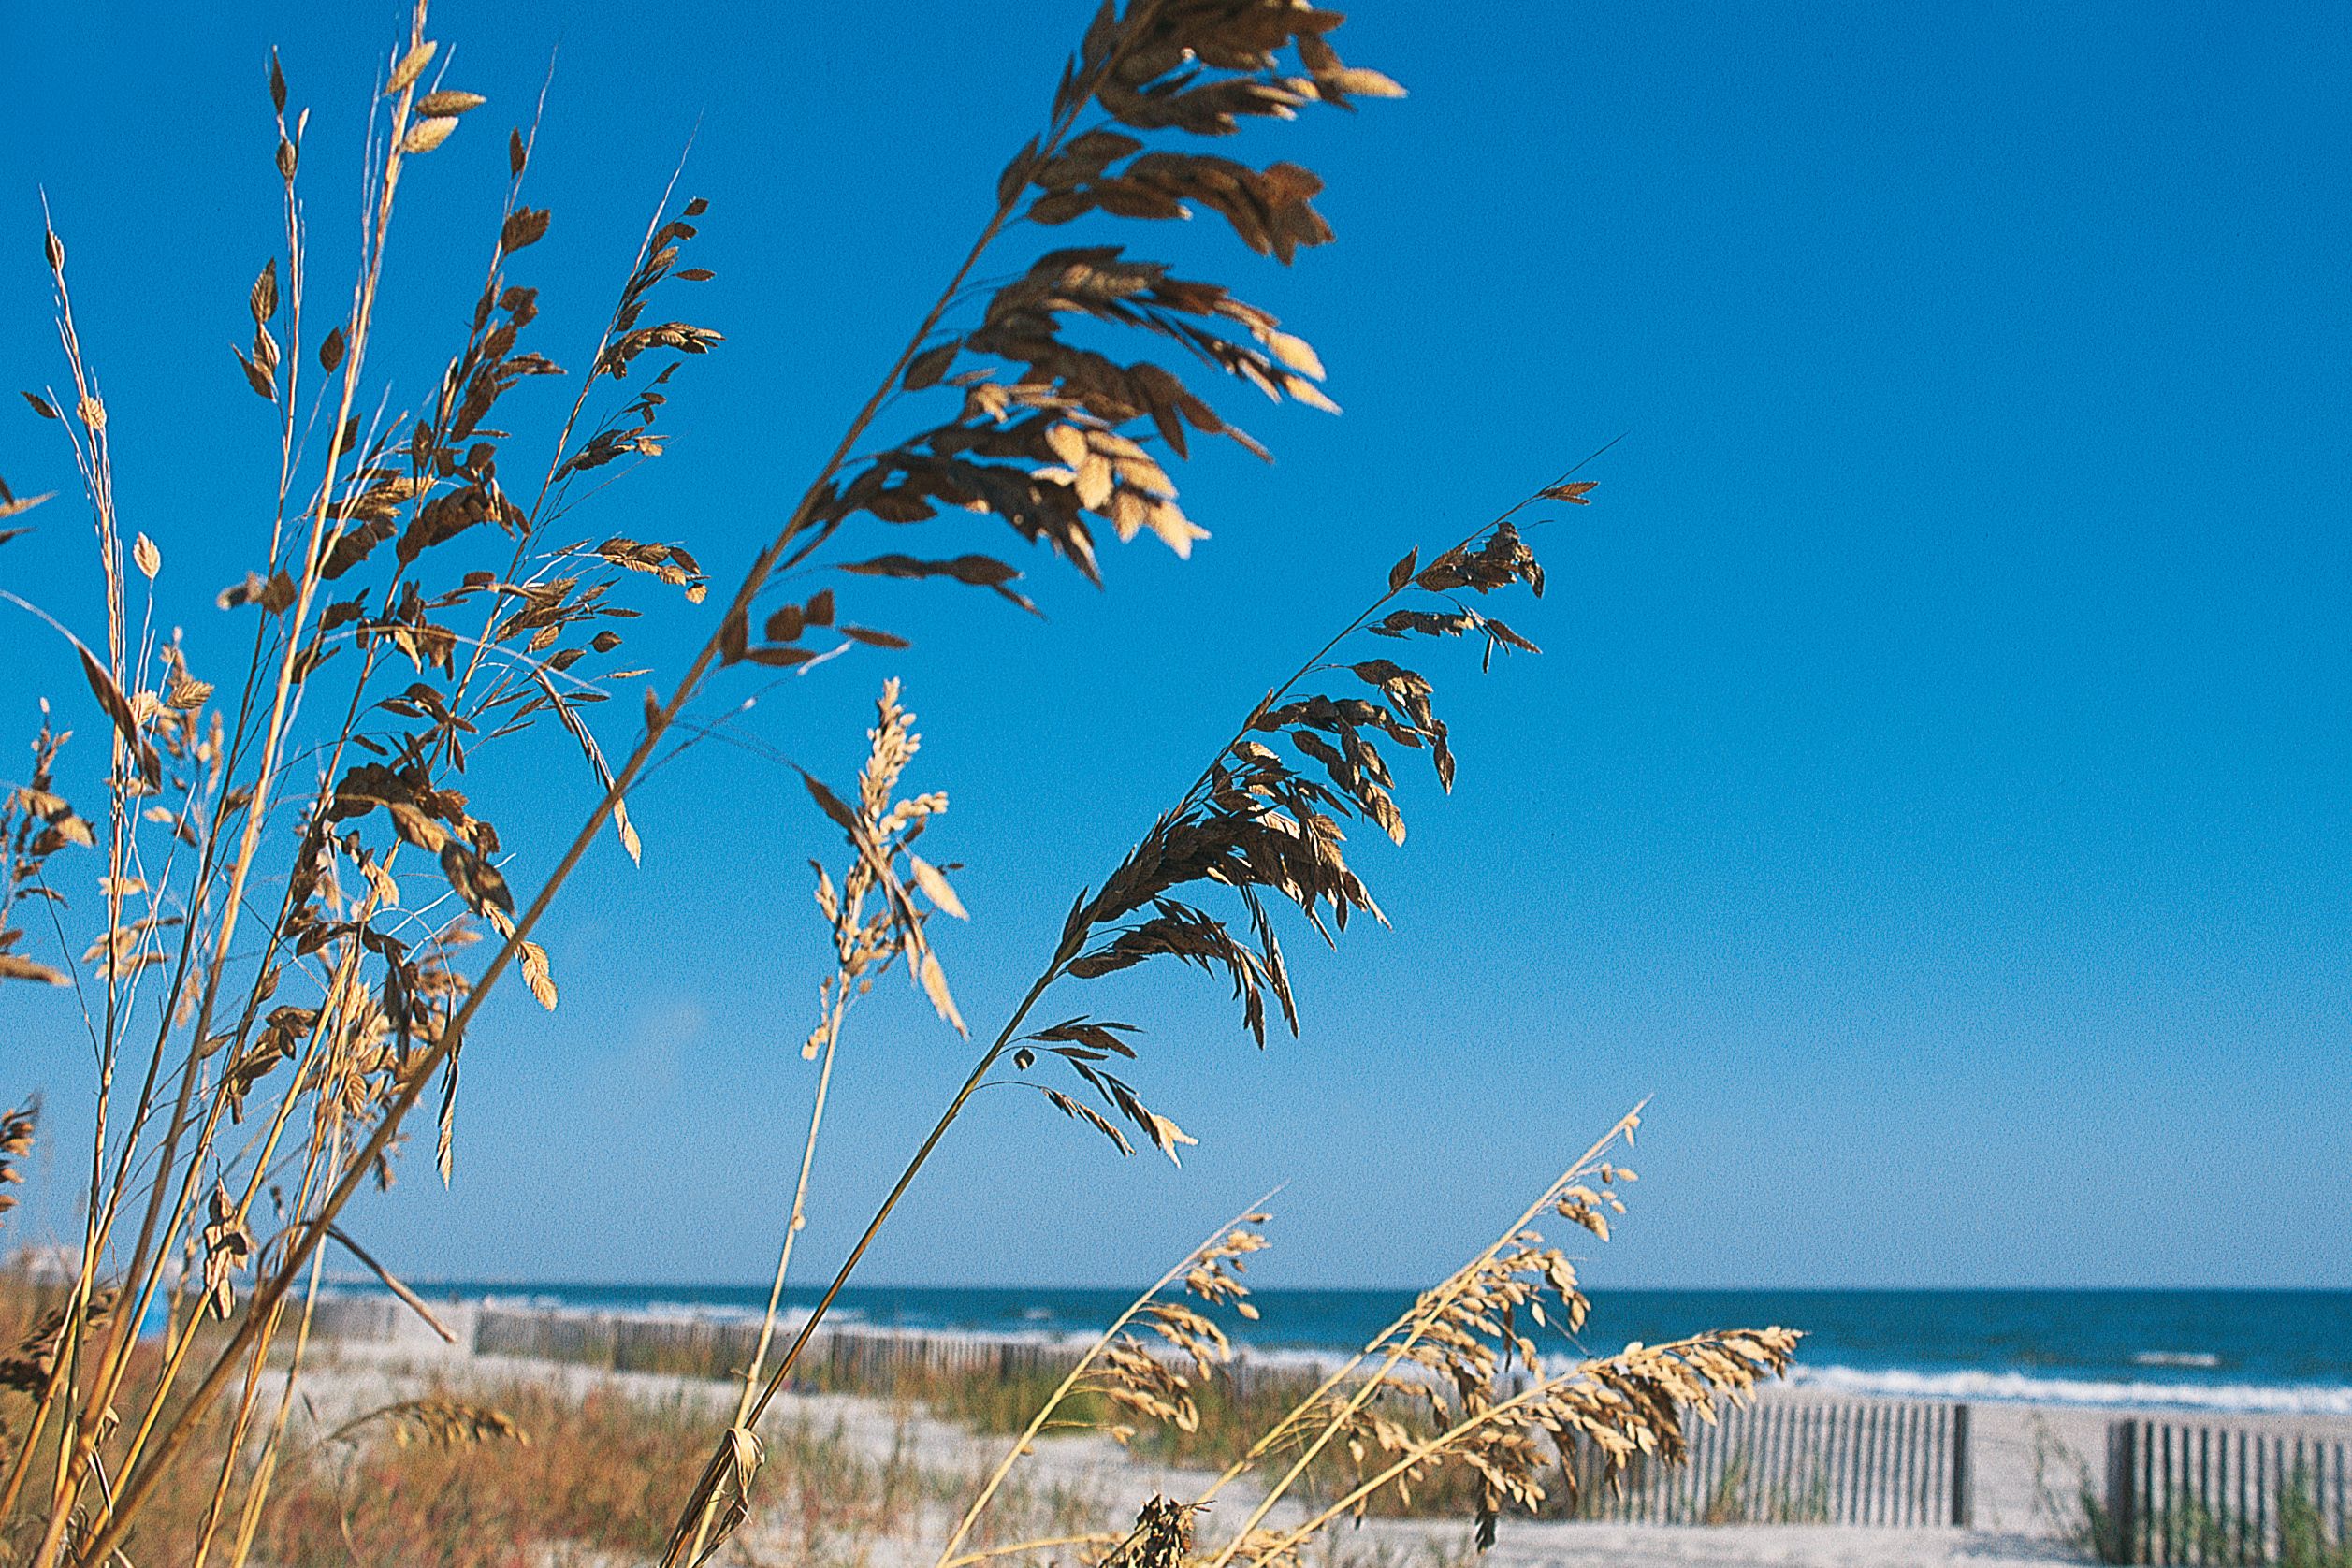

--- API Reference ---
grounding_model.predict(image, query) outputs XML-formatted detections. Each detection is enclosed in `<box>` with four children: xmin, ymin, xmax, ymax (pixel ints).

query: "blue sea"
<box><xmin>387</xmin><ymin>1284</ymin><xmax>2352</xmax><ymax>1417</ymax></box>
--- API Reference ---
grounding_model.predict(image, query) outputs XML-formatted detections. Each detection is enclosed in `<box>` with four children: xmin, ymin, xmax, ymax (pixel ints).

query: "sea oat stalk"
<box><xmin>927</xmin><ymin>1198</ymin><xmax>1274</xmax><ymax>1568</ymax></box>
<box><xmin>736</xmin><ymin>463</ymin><xmax>1587</xmax><ymax>1416</ymax></box>
<box><xmin>671</xmin><ymin>679</ymin><xmax>964</xmax><ymax>1568</ymax></box>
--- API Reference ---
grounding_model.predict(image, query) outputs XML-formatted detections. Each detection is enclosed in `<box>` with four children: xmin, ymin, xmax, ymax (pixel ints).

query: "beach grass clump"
<box><xmin>11</xmin><ymin>1372</ymin><xmax>1028</xmax><ymax>1568</ymax></box>
<box><xmin>194</xmin><ymin>1383</ymin><xmax>703</xmax><ymax>1568</ymax></box>
<box><xmin>0</xmin><ymin>7</ymin><xmax>735</xmax><ymax>1556</ymax></box>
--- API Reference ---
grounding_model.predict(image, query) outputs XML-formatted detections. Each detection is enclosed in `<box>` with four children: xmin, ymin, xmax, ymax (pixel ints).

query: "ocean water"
<box><xmin>403</xmin><ymin>1284</ymin><xmax>2352</xmax><ymax>1416</ymax></box>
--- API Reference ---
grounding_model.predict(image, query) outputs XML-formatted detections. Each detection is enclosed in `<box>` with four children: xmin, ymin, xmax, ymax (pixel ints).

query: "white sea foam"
<box><xmin>1785</xmin><ymin>1362</ymin><xmax>2352</xmax><ymax>1416</ymax></box>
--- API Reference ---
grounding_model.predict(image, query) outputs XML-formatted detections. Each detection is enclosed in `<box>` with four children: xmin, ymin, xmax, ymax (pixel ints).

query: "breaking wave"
<box><xmin>1784</xmin><ymin>1363</ymin><xmax>2352</xmax><ymax>1416</ymax></box>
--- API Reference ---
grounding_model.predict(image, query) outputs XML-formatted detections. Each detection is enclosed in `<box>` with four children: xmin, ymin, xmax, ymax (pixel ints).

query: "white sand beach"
<box><xmin>283</xmin><ymin>1305</ymin><xmax>2352</xmax><ymax>1568</ymax></box>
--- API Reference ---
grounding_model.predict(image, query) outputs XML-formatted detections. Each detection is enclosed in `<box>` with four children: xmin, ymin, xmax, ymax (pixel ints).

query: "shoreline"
<box><xmin>304</xmin><ymin>1285</ymin><xmax>2352</xmax><ymax>1419</ymax></box>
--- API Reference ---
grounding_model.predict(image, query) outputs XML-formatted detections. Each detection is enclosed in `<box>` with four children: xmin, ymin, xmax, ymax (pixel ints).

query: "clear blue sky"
<box><xmin>1</xmin><ymin>2</ymin><xmax>2345</xmax><ymax>1291</ymax></box>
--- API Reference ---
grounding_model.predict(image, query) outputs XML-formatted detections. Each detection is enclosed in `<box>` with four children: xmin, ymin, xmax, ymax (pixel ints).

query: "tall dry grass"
<box><xmin>1</xmin><ymin>6</ymin><xmax>739</xmax><ymax>1557</ymax></box>
<box><xmin>6</xmin><ymin>1352</ymin><xmax>1084</xmax><ymax>1568</ymax></box>
<box><xmin>0</xmin><ymin>3</ymin><xmax>1797</xmax><ymax>1566</ymax></box>
<box><xmin>916</xmin><ymin>1109</ymin><xmax>1796</xmax><ymax>1568</ymax></box>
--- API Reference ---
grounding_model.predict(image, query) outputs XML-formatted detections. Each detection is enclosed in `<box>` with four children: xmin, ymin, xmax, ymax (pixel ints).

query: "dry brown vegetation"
<box><xmin>0</xmin><ymin>2</ymin><xmax>1797</xmax><ymax>1566</ymax></box>
<box><xmin>0</xmin><ymin>1338</ymin><xmax>1091</xmax><ymax>1568</ymax></box>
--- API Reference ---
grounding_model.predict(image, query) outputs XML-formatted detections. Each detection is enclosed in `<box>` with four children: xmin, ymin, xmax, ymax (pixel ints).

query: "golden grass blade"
<box><xmin>325</xmin><ymin>1224</ymin><xmax>457</xmax><ymax>1345</ymax></box>
<box><xmin>329</xmin><ymin>1398</ymin><xmax>531</xmax><ymax>1448</ymax></box>
<box><xmin>660</xmin><ymin>1425</ymin><xmax>762</xmax><ymax>1568</ymax></box>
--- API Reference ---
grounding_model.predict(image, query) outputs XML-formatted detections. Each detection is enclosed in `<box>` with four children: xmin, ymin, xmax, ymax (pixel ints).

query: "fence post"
<box><xmin>1950</xmin><ymin>1403</ymin><xmax>1972</xmax><ymax>1528</ymax></box>
<box><xmin>2105</xmin><ymin>1420</ymin><xmax>2137</xmax><ymax>1564</ymax></box>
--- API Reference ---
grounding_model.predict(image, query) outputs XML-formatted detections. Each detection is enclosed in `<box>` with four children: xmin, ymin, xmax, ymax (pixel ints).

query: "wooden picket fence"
<box><xmin>470</xmin><ymin>1303</ymin><xmax>1082</xmax><ymax>1387</ymax></box>
<box><xmin>302</xmin><ymin>1293</ymin><xmax>411</xmax><ymax>1342</ymax></box>
<box><xmin>2101</xmin><ymin>1420</ymin><xmax>2351</xmax><ymax>1564</ymax></box>
<box><xmin>1558</xmin><ymin>1397</ymin><xmax>1971</xmax><ymax>1525</ymax></box>
<box><xmin>320</xmin><ymin>1299</ymin><xmax>1978</xmax><ymax>1531</ymax></box>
